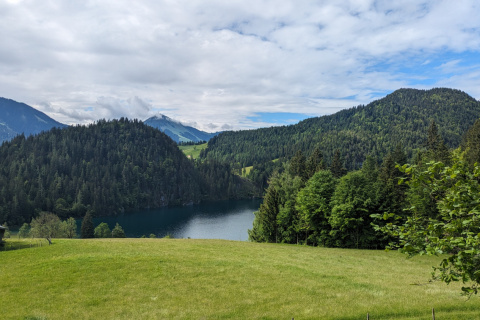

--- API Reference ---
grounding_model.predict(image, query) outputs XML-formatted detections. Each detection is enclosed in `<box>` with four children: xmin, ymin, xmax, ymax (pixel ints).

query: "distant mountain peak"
<box><xmin>144</xmin><ymin>114</ymin><xmax>219</xmax><ymax>143</ymax></box>
<box><xmin>0</xmin><ymin>97</ymin><xmax>67</xmax><ymax>143</ymax></box>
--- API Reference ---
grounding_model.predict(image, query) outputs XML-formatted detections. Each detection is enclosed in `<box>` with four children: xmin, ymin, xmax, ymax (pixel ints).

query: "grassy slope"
<box><xmin>1</xmin><ymin>239</ymin><xmax>480</xmax><ymax>320</ymax></box>
<box><xmin>179</xmin><ymin>143</ymin><xmax>207</xmax><ymax>159</ymax></box>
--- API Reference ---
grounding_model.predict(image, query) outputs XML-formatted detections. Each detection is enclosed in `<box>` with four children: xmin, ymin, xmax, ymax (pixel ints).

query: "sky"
<box><xmin>1</xmin><ymin>0</ymin><xmax>480</xmax><ymax>132</ymax></box>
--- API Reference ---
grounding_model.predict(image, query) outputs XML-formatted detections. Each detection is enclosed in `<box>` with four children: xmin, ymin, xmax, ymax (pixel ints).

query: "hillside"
<box><xmin>0</xmin><ymin>119</ymin><xmax>204</xmax><ymax>225</ymax></box>
<box><xmin>2</xmin><ymin>238</ymin><xmax>480</xmax><ymax>319</ymax></box>
<box><xmin>0</xmin><ymin>119</ymin><xmax>257</xmax><ymax>226</ymax></box>
<box><xmin>203</xmin><ymin>88</ymin><xmax>480</xmax><ymax>170</ymax></box>
<box><xmin>145</xmin><ymin>114</ymin><xmax>219</xmax><ymax>143</ymax></box>
<box><xmin>0</xmin><ymin>97</ymin><xmax>67</xmax><ymax>143</ymax></box>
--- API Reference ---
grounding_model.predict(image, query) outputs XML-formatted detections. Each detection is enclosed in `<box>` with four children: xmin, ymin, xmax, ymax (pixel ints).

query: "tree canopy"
<box><xmin>374</xmin><ymin>151</ymin><xmax>480</xmax><ymax>295</ymax></box>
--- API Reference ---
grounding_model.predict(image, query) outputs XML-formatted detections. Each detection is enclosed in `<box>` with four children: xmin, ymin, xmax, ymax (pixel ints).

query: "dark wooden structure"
<box><xmin>0</xmin><ymin>225</ymin><xmax>6</xmax><ymax>241</ymax></box>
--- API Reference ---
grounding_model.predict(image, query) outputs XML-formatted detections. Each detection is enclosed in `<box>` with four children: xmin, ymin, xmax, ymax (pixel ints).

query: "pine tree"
<box><xmin>289</xmin><ymin>150</ymin><xmax>307</xmax><ymax>181</ymax></box>
<box><xmin>249</xmin><ymin>184</ymin><xmax>280</xmax><ymax>243</ymax></box>
<box><xmin>80</xmin><ymin>212</ymin><xmax>94</xmax><ymax>239</ymax></box>
<box><xmin>426</xmin><ymin>120</ymin><xmax>450</xmax><ymax>163</ymax></box>
<box><xmin>330</xmin><ymin>149</ymin><xmax>347</xmax><ymax>178</ymax></box>
<box><xmin>463</xmin><ymin>118</ymin><xmax>480</xmax><ymax>167</ymax></box>
<box><xmin>306</xmin><ymin>147</ymin><xmax>325</xmax><ymax>179</ymax></box>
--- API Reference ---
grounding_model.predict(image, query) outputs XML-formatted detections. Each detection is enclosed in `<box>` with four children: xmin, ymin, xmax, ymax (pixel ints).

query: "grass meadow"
<box><xmin>178</xmin><ymin>143</ymin><xmax>208</xmax><ymax>159</ymax></box>
<box><xmin>1</xmin><ymin>238</ymin><xmax>480</xmax><ymax>319</ymax></box>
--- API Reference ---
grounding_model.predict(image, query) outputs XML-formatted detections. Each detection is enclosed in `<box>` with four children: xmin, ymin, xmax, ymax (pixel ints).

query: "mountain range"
<box><xmin>1</xmin><ymin>87</ymin><xmax>480</xmax><ymax>226</ymax></box>
<box><xmin>144</xmin><ymin>114</ymin><xmax>219</xmax><ymax>143</ymax></box>
<box><xmin>0</xmin><ymin>98</ymin><xmax>219</xmax><ymax>144</ymax></box>
<box><xmin>0</xmin><ymin>98</ymin><xmax>67</xmax><ymax>143</ymax></box>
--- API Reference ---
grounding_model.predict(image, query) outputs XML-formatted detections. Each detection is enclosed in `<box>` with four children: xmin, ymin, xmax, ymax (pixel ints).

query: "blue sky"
<box><xmin>1</xmin><ymin>0</ymin><xmax>479</xmax><ymax>131</ymax></box>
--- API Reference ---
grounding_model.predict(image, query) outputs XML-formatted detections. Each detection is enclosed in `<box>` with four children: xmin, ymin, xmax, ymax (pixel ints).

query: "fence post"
<box><xmin>432</xmin><ymin>308</ymin><xmax>435</xmax><ymax>320</ymax></box>
<box><xmin>367</xmin><ymin>312</ymin><xmax>369</xmax><ymax>320</ymax></box>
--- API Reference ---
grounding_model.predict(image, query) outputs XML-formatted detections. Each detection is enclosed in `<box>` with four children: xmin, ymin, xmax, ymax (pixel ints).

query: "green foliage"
<box><xmin>111</xmin><ymin>223</ymin><xmax>126</xmax><ymax>238</ymax></box>
<box><xmin>18</xmin><ymin>222</ymin><xmax>31</xmax><ymax>238</ymax></box>
<box><xmin>329</xmin><ymin>171</ymin><xmax>379</xmax><ymax>248</ymax></box>
<box><xmin>30</xmin><ymin>212</ymin><xmax>62</xmax><ymax>244</ymax></box>
<box><xmin>94</xmin><ymin>222</ymin><xmax>111</xmax><ymax>238</ymax></box>
<box><xmin>295</xmin><ymin>170</ymin><xmax>336</xmax><ymax>246</ymax></box>
<box><xmin>289</xmin><ymin>150</ymin><xmax>307</xmax><ymax>182</ymax></box>
<box><xmin>202</xmin><ymin>88</ymin><xmax>479</xmax><ymax>176</ymax></box>
<box><xmin>0</xmin><ymin>118</ymin><xmax>204</xmax><ymax>226</ymax></box>
<box><xmin>272</xmin><ymin>170</ymin><xmax>304</xmax><ymax>244</ymax></box>
<box><xmin>329</xmin><ymin>149</ymin><xmax>347</xmax><ymax>178</ymax></box>
<box><xmin>462</xmin><ymin>118</ymin><xmax>480</xmax><ymax>167</ymax></box>
<box><xmin>250</xmin><ymin>151</ymin><xmax>403</xmax><ymax>248</ymax></box>
<box><xmin>178</xmin><ymin>142</ymin><xmax>207</xmax><ymax>159</ymax></box>
<box><xmin>249</xmin><ymin>183</ymin><xmax>280</xmax><ymax>242</ymax></box>
<box><xmin>305</xmin><ymin>147</ymin><xmax>325</xmax><ymax>178</ymax></box>
<box><xmin>81</xmin><ymin>212</ymin><xmax>94</xmax><ymax>239</ymax></box>
<box><xmin>375</xmin><ymin>151</ymin><xmax>480</xmax><ymax>295</ymax></box>
<box><xmin>1</xmin><ymin>223</ymin><xmax>11</xmax><ymax>239</ymax></box>
<box><xmin>424</xmin><ymin>120</ymin><xmax>450</xmax><ymax>163</ymax></box>
<box><xmin>61</xmin><ymin>217</ymin><xmax>77</xmax><ymax>239</ymax></box>
<box><xmin>0</xmin><ymin>118</ymin><xmax>256</xmax><ymax>226</ymax></box>
<box><xmin>195</xmin><ymin>160</ymin><xmax>259</xmax><ymax>200</ymax></box>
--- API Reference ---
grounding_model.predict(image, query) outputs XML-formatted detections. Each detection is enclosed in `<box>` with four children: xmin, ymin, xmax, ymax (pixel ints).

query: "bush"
<box><xmin>18</xmin><ymin>223</ymin><xmax>31</xmax><ymax>238</ymax></box>
<box><xmin>94</xmin><ymin>223</ymin><xmax>111</xmax><ymax>238</ymax></box>
<box><xmin>111</xmin><ymin>223</ymin><xmax>126</xmax><ymax>238</ymax></box>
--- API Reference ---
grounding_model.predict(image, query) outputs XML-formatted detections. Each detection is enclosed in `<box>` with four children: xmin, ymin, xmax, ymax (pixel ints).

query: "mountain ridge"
<box><xmin>0</xmin><ymin>97</ymin><xmax>67</xmax><ymax>143</ymax></box>
<box><xmin>144</xmin><ymin>113</ymin><xmax>220</xmax><ymax>143</ymax></box>
<box><xmin>202</xmin><ymin>88</ymin><xmax>480</xmax><ymax>170</ymax></box>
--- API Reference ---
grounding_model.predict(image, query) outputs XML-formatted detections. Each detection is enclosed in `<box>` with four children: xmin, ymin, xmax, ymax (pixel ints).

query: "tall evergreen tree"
<box><xmin>249</xmin><ymin>183</ymin><xmax>279</xmax><ymax>243</ymax></box>
<box><xmin>425</xmin><ymin>120</ymin><xmax>450</xmax><ymax>163</ymax></box>
<box><xmin>463</xmin><ymin>118</ymin><xmax>480</xmax><ymax>167</ymax></box>
<box><xmin>305</xmin><ymin>147</ymin><xmax>325</xmax><ymax>179</ymax></box>
<box><xmin>330</xmin><ymin>149</ymin><xmax>347</xmax><ymax>178</ymax></box>
<box><xmin>80</xmin><ymin>212</ymin><xmax>94</xmax><ymax>239</ymax></box>
<box><xmin>289</xmin><ymin>150</ymin><xmax>307</xmax><ymax>182</ymax></box>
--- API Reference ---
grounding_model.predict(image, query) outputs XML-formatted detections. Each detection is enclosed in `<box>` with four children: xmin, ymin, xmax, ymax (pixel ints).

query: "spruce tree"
<box><xmin>330</xmin><ymin>149</ymin><xmax>347</xmax><ymax>178</ymax></box>
<box><xmin>306</xmin><ymin>147</ymin><xmax>325</xmax><ymax>179</ymax></box>
<box><xmin>426</xmin><ymin>120</ymin><xmax>450</xmax><ymax>163</ymax></box>
<box><xmin>80</xmin><ymin>212</ymin><xmax>95</xmax><ymax>239</ymax></box>
<box><xmin>289</xmin><ymin>150</ymin><xmax>307</xmax><ymax>182</ymax></box>
<box><xmin>463</xmin><ymin>118</ymin><xmax>480</xmax><ymax>167</ymax></box>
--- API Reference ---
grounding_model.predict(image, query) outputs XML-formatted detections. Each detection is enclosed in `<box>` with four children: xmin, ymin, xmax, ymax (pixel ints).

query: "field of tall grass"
<box><xmin>1</xmin><ymin>238</ymin><xmax>479</xmax><ymax>319</ymax></box>
<box><xmin>178</xmin><ymin>143</ymin><xmax>207</xmax><ymax>159</ymax></box>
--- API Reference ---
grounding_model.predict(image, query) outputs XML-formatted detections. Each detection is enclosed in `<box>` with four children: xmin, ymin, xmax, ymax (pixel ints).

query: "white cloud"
<box><xmin>0</xmin><ymin>0</ymin><xmax>479</xmax><ymax>131</ymax></box>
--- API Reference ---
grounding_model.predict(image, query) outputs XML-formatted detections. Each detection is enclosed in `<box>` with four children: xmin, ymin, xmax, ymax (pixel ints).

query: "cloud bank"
<box><xmin>1</xmin><ymin>0</ymin><xmax>479</xmax><ymax>130</ymax></box>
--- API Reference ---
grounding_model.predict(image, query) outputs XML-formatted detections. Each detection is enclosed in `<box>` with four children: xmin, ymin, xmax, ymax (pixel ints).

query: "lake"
<box><xmin>90</xmin><ymin>199</ymin><xmax>262</xmax><ymax>240</ymax></box>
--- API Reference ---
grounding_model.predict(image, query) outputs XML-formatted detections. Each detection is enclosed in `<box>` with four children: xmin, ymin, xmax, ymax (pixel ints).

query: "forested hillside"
<box><xmin>202</xmin><ymin>88</ymin><xmax>480</xmax><ymax>170</ymax></box>
<box><xmin>249</xmin><ymin>116</ymin><xmax>480</xmax><ymax>249</ymax></box>
<box><xmin>0</xmin><ymin>119</ymin><xmax>255</xmax><ymax>226</ymax></box>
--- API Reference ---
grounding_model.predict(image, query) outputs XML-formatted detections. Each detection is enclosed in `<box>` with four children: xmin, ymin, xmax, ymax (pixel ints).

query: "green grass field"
<box><xmin>178</xmin><ymin>143</ymin><xmax>207</xmax><ymax>159</ymax></box>
<box><xmin>1</xmin><ymin>239</ymin><xmax>480</xmax><ymax>319</ymax></box>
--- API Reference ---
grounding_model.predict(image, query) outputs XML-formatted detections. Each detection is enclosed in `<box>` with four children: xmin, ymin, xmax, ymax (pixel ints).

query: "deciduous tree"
<box><xmin>30</xmin><ymin>212</ymin><xmax>62</xmax><ymax>245</ymax></box>
<box><xmin>94</xmin><ymin>222</ymin><xmax>111</xmax><ymax>238</ymax></box>
<box><xmin>111</xmin><ymin>223</ymin><xmax>126</xmax><ymax>238</ymax></box>
<box><xmin>375</xmin><ymin>151</ymin><xmax>480</xmax><ymax>295</ymax></box>
<box><xmin>295</xmin><ymin>170</ymin><xmax>336</xmax><ymax>246</ymax></box>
